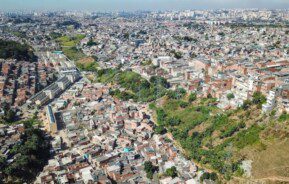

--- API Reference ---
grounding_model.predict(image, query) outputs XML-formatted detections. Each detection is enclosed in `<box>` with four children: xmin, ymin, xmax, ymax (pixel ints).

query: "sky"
<box><xmin>1</xmin><ymin>0</ymin><xmax>289</xmax><ymax>12</ymax></box>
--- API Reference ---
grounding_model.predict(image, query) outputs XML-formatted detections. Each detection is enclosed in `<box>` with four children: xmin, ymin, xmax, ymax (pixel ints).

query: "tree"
<box><xmin>146</xmin><ymin>171</ymin><xmax>154</xmax><ymax>179</ymax></box>
<box><xmin>143</xmin><ymin>161</ymin><xmax>158</xmax><ymax>179</ymax></box>
<box><xmin>218</xmin><ymin>32</ymin><xmax>225</xmax><ymax>36</ymax></box>
<box><xmin>200</xmin><ymin>172</ymin><xmax>218</xmax><ymax>181</ymax></box>
<box><xmin>167</xmin><ymin>117</ymin><xmax>181</xmax><ymax>126</ymax></box>
<box><xmin>86</xmin><ymin>38</ymin><xmax>97</xmax><ymax>46</ymax></box>
<box><xmin>201</xmin><ymin>172</ymin><xmax>210</xmax><ymax>181</ymax></box>
<box><xmin>156</xmin><ymin>108</ymin><xmax>167</xmax><ymax>125</ymax></box>
<box><xmin>170</xmin><ymin>50</ymin><xmax>183</xmax><ymax>59</ymax></box>
<box><xmin>165</xmin><ymin>166</ymin><xmax>178</xmax><ymax>178</ymax></box>
<box><xmin>144</xmin><ymin>161</ymin><xmax>154</xmax><ymax>173</ymax></box>
<box><xmin>227</xmin><ymin>93</ymin><xmax>235</xmax><ymax>100</ymax></box>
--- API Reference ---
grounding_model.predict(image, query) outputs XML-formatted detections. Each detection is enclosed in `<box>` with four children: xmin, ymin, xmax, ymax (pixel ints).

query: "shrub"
<box><xmin>165</xmin><ymin>166</ymin><xmax>178</xmax><ymax>178</ymax></box>
<box><xmin>270</xmin><ymin>109</ymin><xmax>276</xmax><ymax>117</ymax></box>
<box><xmin>155</xmin><ymin>126</ymin><xmax>167</xmax><ymax>135</ymax></box>
<box><xmin>207</xmin><ymin>93</ymin><xmax>213</xmax><ymax>98</ymax></box>
<box><xmin>149</xmin><ymin>103</ymin><xmax>156</xmax><ymax>110</ymax></box>
<box><xmin>167</xmin><ymin>88</ymin><xmax>186</xmax><ymax>100</ymax></box>
<box><xmin>188</xmin><ymin>93</ymin><xmax>197</xmax><ymax>102</ymax></box>
<box><xmin>278</xmin><ymin>112</ymin><xmax>289</xmax><ymax>122</ymax></box>
<box><xmin>179</xmin><ymin>101</ymin><xmax>189</xmax><ymax>108</ymax></box>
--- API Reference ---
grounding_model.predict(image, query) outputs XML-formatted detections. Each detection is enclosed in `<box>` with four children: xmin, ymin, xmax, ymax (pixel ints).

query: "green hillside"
<box><xmin>152</xmin><ymin>93</ymin><xmax>289</xmax><ymax>182</ymax></box>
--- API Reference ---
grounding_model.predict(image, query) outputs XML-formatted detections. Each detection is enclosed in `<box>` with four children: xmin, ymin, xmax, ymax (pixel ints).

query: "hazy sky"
<box><xmin>1</xmin><ymin>0</ymin><xmax>289</xmax><ymax>12</ymax></box>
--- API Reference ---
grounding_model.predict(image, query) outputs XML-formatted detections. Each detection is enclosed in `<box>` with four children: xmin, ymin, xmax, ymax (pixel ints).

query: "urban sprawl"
<box><xmin>1</xmin><ymin>9</ymin><xmax>289</xmax><ymax>184</ymax></box>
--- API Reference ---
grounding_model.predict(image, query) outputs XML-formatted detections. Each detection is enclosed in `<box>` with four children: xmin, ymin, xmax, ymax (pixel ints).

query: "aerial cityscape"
<box><xmin>0</xmin><ymin>1</ymin><xmax>289</xmax><ymax>184</ymax></box>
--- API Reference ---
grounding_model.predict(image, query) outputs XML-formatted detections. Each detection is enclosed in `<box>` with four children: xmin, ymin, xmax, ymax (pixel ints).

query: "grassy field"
<box><xmin>57</xmin><ymin>34</ymin><xmax>85</xmax><ymax>47</ymax></box>
<box><xmin>76</xmin><ymin>57</ymin><xmax>99</xmax><ymax>71</ymax></box>
<box><xmin>56</xmin><ymin>34</ymin><xmax>85</xmax><ymax>61</ymax></box>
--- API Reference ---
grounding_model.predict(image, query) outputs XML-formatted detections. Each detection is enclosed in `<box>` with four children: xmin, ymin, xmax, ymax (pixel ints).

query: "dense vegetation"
<box><xmin>96</xmin><ymin>68</ymin><xmax>169</xmax><ymax>102</ymax></box>
<box><xmin>0</xmin><ymin>39</ymin><xmax>37</xmax><ymax>62</ymax></box>
<box><xmin>0</xmin><ymin>122</ymin><xmax>50</xmax><ymax>183</ymax></box>
<box><xmin>56</xmin><ymin>34</ymin><xmax>85</xmax><ymax>61</ymax></box>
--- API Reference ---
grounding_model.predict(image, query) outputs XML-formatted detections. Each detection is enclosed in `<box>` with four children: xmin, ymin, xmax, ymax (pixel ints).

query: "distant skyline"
<box><xmin>1</xmin><ymin>0</ymin><xmax>289</xmax><ymax>12</ymax></box>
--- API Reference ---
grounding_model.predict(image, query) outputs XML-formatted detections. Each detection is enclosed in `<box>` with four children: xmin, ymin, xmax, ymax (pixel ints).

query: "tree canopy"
<box><xmin>0</xmin><ymin>39</ymin><xmax>37</xmax><ymax>62</ymax></box>
<box><xmin>1</xmin><ymin>122</ymin><xmax>50</xmax><ymax>183</ymax></box>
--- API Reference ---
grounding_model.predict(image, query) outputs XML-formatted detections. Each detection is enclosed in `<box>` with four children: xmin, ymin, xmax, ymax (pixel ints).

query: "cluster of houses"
<box><xmin>136</xmin><ymin>56</ymin><xmax>289</xmax><ymax>113</ymax></box>
<box><xmin>1</xmin><ymin>9</ymin><xmax>289</xmax><ymax>183</ymax></box>
<box><xmin>37</xmin><ymin>81</ymin><xmax>201</xmax><ymax>184</ymax></box>
<box><xmin>0</xmin><ymin>59</ymin><xmax>55</xmax><ymax>109</ymax></box>
<box><xmin>69</xmin><ymin>13</ymin><xmax>289</xmax><ymax>114</ymax></box>
<box><xmin>3</xmin><ymin>10</ymin><xmax>289</xmax><ymax>114</ymax></box>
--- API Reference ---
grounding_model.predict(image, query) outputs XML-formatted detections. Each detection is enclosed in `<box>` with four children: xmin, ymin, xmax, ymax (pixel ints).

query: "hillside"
<box><xmin>152</xmin><ymin>93</ymin><xmax>289</xmax><ymax>183</ymax></box>
<box><xmin>0</xmin><ymin>39</ymin><xmax>36</xmax><ymax>62</ymax></box>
